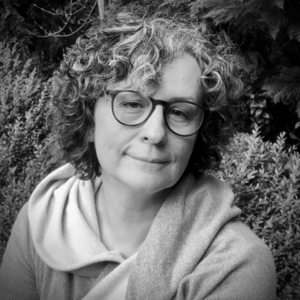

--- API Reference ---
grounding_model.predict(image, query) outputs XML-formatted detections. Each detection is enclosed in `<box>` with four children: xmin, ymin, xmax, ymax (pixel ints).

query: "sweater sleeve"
<box><xmin>176</xmin><ymin>220</ymin><xmax>277</xmax><ymax>300</ymax></box>
<box><xmin>0</xmin><ymin>203</ymin><xmax>40</xmax><ymax>300</ymax></box>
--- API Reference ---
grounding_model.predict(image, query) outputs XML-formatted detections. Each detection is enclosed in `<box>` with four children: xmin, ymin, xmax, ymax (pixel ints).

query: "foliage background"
<box><xmin>0</xmin><ymin>0</ymin><xmax>300</xmax><ymax>299</ymax></box>
<box><xmin>215</xmin><ymin>126</ymin><xmax>300</xmax><ymax>299</ymax></box>
<box><xmin>0</xmin><ymin>40</ymin><xmax>62</xmax><ymax>252</ymax></box>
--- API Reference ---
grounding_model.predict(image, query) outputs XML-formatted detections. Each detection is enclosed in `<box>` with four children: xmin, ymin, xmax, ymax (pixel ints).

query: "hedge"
<box><xmin>0</xmin><ymin>40</ymin><xmax>61</xmax><ymax>252</ymax></box>
<box><xmin>215</xmin><ymin>126</ymin><xmax>300</xmax><ymax>299</ymax></box>
<box><xmin>0</xmin><ymin>40</ymin><xmax>299</xmax><ymax>300</ymax></box>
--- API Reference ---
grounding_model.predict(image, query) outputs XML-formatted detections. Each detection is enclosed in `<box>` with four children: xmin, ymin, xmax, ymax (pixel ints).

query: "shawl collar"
<box><xmin>28</xmin><ymin>163</ymin><xmax>240</xmax><ymax>296</ymax></box>
<box><xmin>127</xmin><ymin>173</ymin><xmax>240</xmax><ymax>299</ymax></box>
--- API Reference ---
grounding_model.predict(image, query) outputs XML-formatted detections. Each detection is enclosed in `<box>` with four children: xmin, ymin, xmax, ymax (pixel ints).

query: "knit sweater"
<box><xmin>0</xmin><ymin>164</ymin><xmax>276</xmax><ymax>300</ymax></box>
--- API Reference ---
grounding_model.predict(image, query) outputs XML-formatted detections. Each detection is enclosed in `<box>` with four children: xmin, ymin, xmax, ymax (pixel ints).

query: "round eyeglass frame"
<box><xmin>106</xmin><ymin>89</ymin><xmax>206</xmax><ymax>137</ymax></box>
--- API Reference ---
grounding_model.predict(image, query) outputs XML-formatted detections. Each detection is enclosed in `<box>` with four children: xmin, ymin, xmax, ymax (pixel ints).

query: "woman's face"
<box><xmin>93</xmin><ymin>53</ymin><xmax>202</xmax><ymax>194</ymax></box>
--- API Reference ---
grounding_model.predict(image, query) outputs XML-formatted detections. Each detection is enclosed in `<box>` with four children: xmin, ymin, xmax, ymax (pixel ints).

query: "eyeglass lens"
<box><xmin>112</xmin><ymin>91</ymin><xmax>204</xmax><ymax>136</ymax></box>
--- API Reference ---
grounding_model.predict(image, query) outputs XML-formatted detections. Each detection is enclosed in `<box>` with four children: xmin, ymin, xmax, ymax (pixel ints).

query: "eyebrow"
<box><xmin>165</xmin><ymin>96</ymin><xmax>197</xmax><ymax>103</ymax></box>
<box><xmin>110</xmin><ymin>89</ymin><xmax>199</xmax><ymax>103</ymax></box>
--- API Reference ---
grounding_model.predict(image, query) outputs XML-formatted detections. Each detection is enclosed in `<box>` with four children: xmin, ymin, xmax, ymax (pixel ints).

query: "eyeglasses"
<box><xmin>106</xmin><ymin>90</ymin><xmax>205</xmax><ymax>137</ymax></box>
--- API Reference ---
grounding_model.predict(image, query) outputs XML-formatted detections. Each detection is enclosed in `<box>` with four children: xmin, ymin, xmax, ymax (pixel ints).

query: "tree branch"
<box><xmin>33</xmin><ymin>1</ymin><xmax>83</xmax><ymax>16</ymax></box>
<box><xmin>26</xmin><ymin>0</ymin><xmax>98</xmax><ymax>38</ymax></box>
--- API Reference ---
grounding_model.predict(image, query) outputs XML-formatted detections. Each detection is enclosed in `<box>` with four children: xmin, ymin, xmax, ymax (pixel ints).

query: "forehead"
<box><xmin>158</xmin><ymin>53</ymin><xmax>202</xmax><ymax>102</ymax></box>
<box><xmin>107</xmin><ymin>53</ymin><xmax>202</xmax><ymax>104</ymax></box>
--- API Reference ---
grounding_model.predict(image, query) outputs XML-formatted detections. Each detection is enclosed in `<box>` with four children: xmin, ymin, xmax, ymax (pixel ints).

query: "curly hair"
<box><xmin>52</xmin><ymin>13</ymin><xmax>244</xmax><ymax>180</ymax></box>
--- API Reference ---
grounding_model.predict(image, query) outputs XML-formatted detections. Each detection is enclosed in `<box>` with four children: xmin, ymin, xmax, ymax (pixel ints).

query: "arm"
<box><xmin>0</xmin><ymin>203</ymin><xmax>40</xmax><ymax>300</ymax></box>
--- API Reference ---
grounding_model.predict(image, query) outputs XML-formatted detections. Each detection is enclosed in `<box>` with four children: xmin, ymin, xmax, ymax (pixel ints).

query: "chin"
<box><xmin>121</xmin><ymin>171</ymin><xmax>179</xmax><ymax>194</ymax></box>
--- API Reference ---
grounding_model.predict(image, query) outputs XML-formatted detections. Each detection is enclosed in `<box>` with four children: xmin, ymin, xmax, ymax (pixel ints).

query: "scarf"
<box><xmin>28</xmin><ymin>163</ymin><xmax>241</xmax><ymax>299</ymax></box>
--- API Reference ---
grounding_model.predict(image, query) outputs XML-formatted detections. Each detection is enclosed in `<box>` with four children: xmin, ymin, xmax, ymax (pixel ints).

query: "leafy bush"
<box><xmin>0</xmin><ymin>40</ymin><xmax>61</xmax><ymax>254</ymax></box>
<box><xmin>215</xmin><ymin>125</ymin><xmax>300</xmax><ymax>300</ymax></box>
<box><xmin>0</xmin><ymin>39</ymin><xmax>299</xmax><ymax>300</ymax></box>
<box><xmin>0</xmin><ymin>0</ymin><xmax>97</xmax><ymax>77</ymax></box>
<box><xmin>191</xmin><ymin>0</ymin><xmax>300</xmax><ymax>142</ymax></box>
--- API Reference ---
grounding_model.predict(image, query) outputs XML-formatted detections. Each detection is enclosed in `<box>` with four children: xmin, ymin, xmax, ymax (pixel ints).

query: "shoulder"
<box><xmin>178</xmin><ymin>218</ymin><xmax>276</xmax><ymax>300</ymax></box>
<box><xmin>1</xmin><ymin>202</ymin><xmax>36</xmax><ymax>268</ymax></box>
<box><xmin>0</xmin><ymin>202</ymin><xmax>40</xmax><ymax>300</ymax></box>
<box><xmin>8</xmin><ymin>202</ymin><xmax>31</xmax><ymax>250</ymax></box>
<box><xmin>211</xmin><ymin>220</ymin><xmax>277</xmax><ymax>299</ymax></box>
<box><xmin>213</xmin><ymin>219</ymin><xmax>275</xmax><ymax>271</ymax></box>
<box><xmin>176</xmin><ymin>174</ymin><xmax>276</xmax><ymax>299</ymax></box>
<box><xmin>183</xmin><ymin>173</ymin><xmax>240</xmax><ymax>221</ymax></box>
<box><xmin>194</xmin><ymin>173</ymin><xmax>234</xmax><ymax>199</ymax></box>
<box><xmin>186</xmin><ymin>173</ymin><xmax>235</xmax><ymax>208</ymax></box>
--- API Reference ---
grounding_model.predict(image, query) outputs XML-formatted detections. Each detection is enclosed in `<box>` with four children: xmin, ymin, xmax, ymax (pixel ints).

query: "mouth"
<box><xmin>127</xmin><ymin>154</ymin><xmax>169</xmax><ymax>164</ymax></box>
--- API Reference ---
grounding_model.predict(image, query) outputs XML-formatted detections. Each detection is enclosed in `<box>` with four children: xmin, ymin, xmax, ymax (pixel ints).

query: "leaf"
<box><xmin>255</xmin><ymin>108</ymin><xmax>263</xmax><ymax>117</ymax></box>
<box><xmin>262</xmin><ymin>67</ymin><xmax>300</xmax><ymax>104</ymax></box>
<box><xmin>250</xmin><ymin>102</ymin><xmax>259</xmax><ymax>108</ymax></box>
<box><xmin>288</xmin><ymin>24</ymin><xmax>300</xmax><ymax>43</ymax></box>
<box><xmin>204</xmin><ymin>9</ymin><xmax>229</xmax><ymax>25</ymax></box>
<box><xmin>273</xmin><ymin>0</ymin><xmax>284</xmax><ymax>9</ymax></box>
<box><xmin>289</xmin><ymin>132</ymin><xmax>300</xmax><ymax>141</ymax></box>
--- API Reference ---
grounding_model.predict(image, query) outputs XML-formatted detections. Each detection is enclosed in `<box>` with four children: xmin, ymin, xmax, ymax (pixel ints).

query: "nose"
<box><xmin>141</xmin><ymin>105</ymin><xmax>167</xmax><ymax>144</ymax></box>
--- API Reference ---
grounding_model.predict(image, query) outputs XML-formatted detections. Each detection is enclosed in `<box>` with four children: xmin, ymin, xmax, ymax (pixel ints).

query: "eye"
<box><xmin>168</xmin><ymin>109</ymin><xmax>188</xmax><ymax>117</ymax></box>
<box><xmin>167</xmin><ymin>108</ymin><xmax>190</xmax><ymax>120</ymax></box>
<box><xmin>114</xmin><ymin>91</ymin><xmax>150</xmax><ymax>111</ymax></box>
<box><xmin>166</xmin><ymin>102</ymin><xmax>201</xmax><ymax>122</ymax></box>
<box><xmin>122</xmin><ymin>101</ymin><xmax>143</xmax><ymax>109</ymax></box>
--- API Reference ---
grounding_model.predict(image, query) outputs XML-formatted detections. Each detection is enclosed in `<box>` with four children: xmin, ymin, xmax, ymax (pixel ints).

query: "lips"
<box><xmin>127</xmin><ymin>154</ymin><xmax>169</xmax><ymax>164</ymax></box>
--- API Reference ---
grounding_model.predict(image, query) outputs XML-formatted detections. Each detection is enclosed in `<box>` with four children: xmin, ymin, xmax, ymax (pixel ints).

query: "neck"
<box><xmin>96</xmin><ymin>174</ymin><xmax>170</xmax><ymax>258</ymax></box>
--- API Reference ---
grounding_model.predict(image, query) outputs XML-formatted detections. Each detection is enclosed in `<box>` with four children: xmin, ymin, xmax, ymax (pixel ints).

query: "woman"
<box><xmin>0</xmin><ymin>14</ymin><xmax>276</xmax><ymax>299</ymax></box>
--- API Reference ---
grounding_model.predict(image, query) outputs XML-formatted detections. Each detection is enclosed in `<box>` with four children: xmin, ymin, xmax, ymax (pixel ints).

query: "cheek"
<box><xmin>93</xmin><ymin>118</ymin><xmax>133</xmax><ymax>169</ymax></box>
<box><xmin>93</xmin><ymin>112</ymin><xmax>117</xmax><ymax>163</ymax></box>
<box><xmin>173</xmin><ymin>136</ymin><xmax>197</xmax><ymax>169</ymax></box>
<box><xmin>94</xmin><ymin>125</ymin><xmax>118</xmax><ymax>162</ymax></box>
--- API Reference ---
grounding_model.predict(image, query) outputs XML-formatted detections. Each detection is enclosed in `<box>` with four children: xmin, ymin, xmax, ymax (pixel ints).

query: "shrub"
<box><xmin>0</xmin><ymin>40</ymin><xmax>61</xmax><ymax>254</ymax></box>
<box><xmin>0</xmin><ymin>39</ymin><xmax>299</xmax><ymax>300</ymax></box>
<box><xmin>215</xmin><ymin>125</ymin><xmax>300</xmax><ymax>300</ymax></box>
